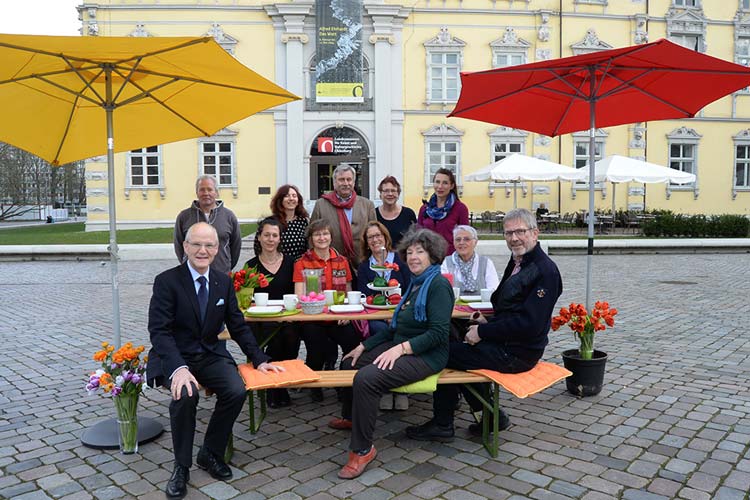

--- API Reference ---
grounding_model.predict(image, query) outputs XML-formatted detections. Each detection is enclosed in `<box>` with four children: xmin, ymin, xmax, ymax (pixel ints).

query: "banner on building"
<box><xmin>315</xmin><ymin>0</ymin><xmax>363</xmax><ymax>103</ymax></box>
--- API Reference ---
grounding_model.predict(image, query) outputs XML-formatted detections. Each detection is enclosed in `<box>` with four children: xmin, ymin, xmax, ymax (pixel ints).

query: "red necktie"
<box><xmin>511</xmin><ymin>257</ymin><xmax>522</xmax><ymax>276</ymax></box>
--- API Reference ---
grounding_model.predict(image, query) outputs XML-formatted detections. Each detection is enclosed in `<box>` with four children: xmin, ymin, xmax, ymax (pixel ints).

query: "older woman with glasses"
<box><xmin>376</xmin><ymin>176</ymin><xmax>416</xmax><ymax>248</ymax></box>
<box><xmin>356</xmin><ymin>221</ymin><xmax>412</xmax><ymax>410</ymax></box>
<box><xmin>330</xmin><ymin>227</ymin><xmax>452</xmax><ymax>480</ymax></box>
<box><xmin>441</xmin><ymin>225</ymin><xmax>499</xmax><ymax>295</ymax></box>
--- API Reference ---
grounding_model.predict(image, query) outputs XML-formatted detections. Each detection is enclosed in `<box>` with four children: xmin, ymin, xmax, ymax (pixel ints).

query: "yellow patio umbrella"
<box><xmin>0</xmin><ymin>33</ymin><xmax>299</xmax><ymax>345</ymax></box>
<box><xmin>0</xmin><ymin>33</ymin><xmax>299</xmax><ymax>450</ymax></box>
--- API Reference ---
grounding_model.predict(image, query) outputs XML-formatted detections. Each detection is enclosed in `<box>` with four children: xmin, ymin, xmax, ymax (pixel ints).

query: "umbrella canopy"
<box><xmin>465</xmin><ymin>153</ymin><xmax>587</xmax><ymax>182</ymax></box>
<box><xmin>0</xmin><ymin>34</ymin><xmax>299</xmax><ymax>345</ymax></box>
<box><xmin>588</xmin><ymin>155</ymin><xmax>697</xmax><ymax>217</ymax></box>
<box><xmin>464</xmin><ymin>153</ymin><xmax>586</xmax><ymax>208</ymax></box>
<box><xmin>0</xmin><ymin>34</ymin><xmax>298</xmax><ymax>166</ymax></box>
<box><xmin>592</xmin><ymin>155</ymin><xmax>696</xmax><ymax>184</ymax></box>
<box><xmin>449</xmin><ymin>39</ymin><xmax>750</xmax><ymax>308</ymax></box>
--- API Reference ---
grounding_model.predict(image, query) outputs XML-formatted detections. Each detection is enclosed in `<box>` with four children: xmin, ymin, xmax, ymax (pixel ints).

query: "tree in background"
<box><xmin>0</xmin><ymin>142</ymin><xmax>85</xmax><ymax>221</ymax></box>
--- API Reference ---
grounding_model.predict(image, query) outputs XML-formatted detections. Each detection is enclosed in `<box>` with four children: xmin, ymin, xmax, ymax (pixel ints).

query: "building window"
<box><xmin>422</xmin><ymin>124</ymin><xmax>463</xmax><ymax>193</ymax></box>
<box><xmin>667</xmin><ymin>5</ymin><xmax>707</xmax><ymax>52</ymax></box>
<box><xmin>671</xmin><ymin>33</ymin><xmax>701</xmax><ymax>51</ymax></box>
<box><xmin>669</xmin><ymin>144</ymin><xmax>695</xmax><ymax>176</ymax></box>
<box><xmin>572</xmin><ymin>132</ymin><xmax>606</xmax><ymax>192</ymax></box>
<box><xmin>429</xmin><ymin>52</ymin><xmax>460</xmax><ymax>102</ymax></box>
<box><xmin>201</xmin><ymin>141</ymin><xmax>234</xmax><ymax>186</ymax></box>
<box><xmin>666</xmin><ymin>126</ymin><xmax>700</xmax><ymax>198</ymax></box>
<box><xmin>128</xmin><ymin>146</ymin><xmax>161</xmax><ymax>187</ymax></box>
<box><xmin>493</xmin><ymin>52</ymin><xmax>525</xmax><ymax>68</ymax></box>
<box><xmin>735</xmin><ymin>145</ymin><xmax>750</xmax><ymax>188</ymax></box>
<box><xmin>490</xmin><ymin>28</ymin><xmax>530</xmax><ymax>69</ymax></box>
<box><xmin>491</xmin><ymin>141</ymin><xmax>523</xmax><ymax>162</ymax></box>
<box><xmin>743</xmin><ymin>0</ymin><xmax>750</xmax><ymax>11</ymax></box>
<box><xmin>424</xmin><ymin>27</ymin><xmax>465</xmax><ymax>104</ymax></box>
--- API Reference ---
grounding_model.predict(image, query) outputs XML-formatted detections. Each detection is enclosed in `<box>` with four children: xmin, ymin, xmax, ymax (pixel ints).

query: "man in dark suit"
<box><xmin>148</xmin><ymin>222</ymin><xmax>283</xmax><ymax>499</ymax></box>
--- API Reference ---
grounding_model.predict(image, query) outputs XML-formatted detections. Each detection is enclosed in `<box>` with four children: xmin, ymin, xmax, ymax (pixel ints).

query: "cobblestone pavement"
<box><xmin>1</xmin><ymin>254</ymin><xmax>749</xmax><ymax>500</ymax></box>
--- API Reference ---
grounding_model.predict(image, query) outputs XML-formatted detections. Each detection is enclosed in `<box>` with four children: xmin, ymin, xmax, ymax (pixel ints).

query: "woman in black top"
<box><xmin>245</xmin><ymin>217</ymin><xmax>298</xmax><ymax>408</ymax></box>
<box><xmin>270</xmin><ymin>184</ymin><xmax>309</xmax><ymax>261</ymax></box>
<box><xmin>375</xmin><ymin>176</ymin><xmax>416</xmax><ymax>248</ymax></box>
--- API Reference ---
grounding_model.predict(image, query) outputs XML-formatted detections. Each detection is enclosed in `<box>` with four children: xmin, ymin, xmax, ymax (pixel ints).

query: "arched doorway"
<box><xmin>310</xmin><ymin>127</ymin><xmax>369</xmax><ymax>199</ymax></box>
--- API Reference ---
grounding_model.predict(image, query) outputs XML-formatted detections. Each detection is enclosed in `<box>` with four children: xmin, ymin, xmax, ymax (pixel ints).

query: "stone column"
<box><xmin>265</xmin><ymin>2</ymin><xmax>313</xmax><ymax>188</ymax></box>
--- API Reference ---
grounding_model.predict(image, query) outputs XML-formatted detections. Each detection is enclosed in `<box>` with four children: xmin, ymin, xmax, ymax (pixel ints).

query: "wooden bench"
<box><xmin>241</xmin><ymin>363</ymin><xmax>571</xmax><ymax>458</ymax></box>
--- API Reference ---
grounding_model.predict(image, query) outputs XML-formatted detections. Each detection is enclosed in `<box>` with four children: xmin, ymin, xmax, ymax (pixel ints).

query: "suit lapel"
<box><xmin>179</xmin><ymin>263</ymin><xmax>202</xmax><ymax>327</ymax></box>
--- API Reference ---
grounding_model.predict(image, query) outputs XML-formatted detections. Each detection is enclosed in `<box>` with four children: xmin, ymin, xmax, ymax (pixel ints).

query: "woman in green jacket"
<box><xmin>329</xmin><ymin>227</ymin><xmax>454</xmax><ymax>479</ymax></box>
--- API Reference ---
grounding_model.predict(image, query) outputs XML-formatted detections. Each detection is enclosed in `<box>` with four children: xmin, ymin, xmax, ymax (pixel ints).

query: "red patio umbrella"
<box><xmin>449</xmin><ymin>38</ymin><xmax>750</xmax><ymax>308</ymax></box>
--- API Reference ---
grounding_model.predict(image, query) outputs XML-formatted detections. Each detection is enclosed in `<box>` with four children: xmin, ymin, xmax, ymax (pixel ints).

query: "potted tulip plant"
<box><xmin>231</xmin><ymin>264</ymin><xmax>272</xmax><ymax>311</ymax></box>
<box><xmin>552</xmin><ymin>301</ymin><xmax>617</xmax><ymax>397</ymax></box>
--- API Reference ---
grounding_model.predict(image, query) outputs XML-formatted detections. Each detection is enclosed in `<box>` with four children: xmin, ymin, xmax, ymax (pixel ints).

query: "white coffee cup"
<box><xmin>347</xmin><ymin>291</ymin><xmax>366</xmax><ymax>305</ymax></box>
<box><xmin>386</xmin><ymin>287</ymin><xmax>402</xmax><ymax>297</ymax></box>
<box><xmin>254</xmin><ymin>292</ymin><xmax>269</xmax><ymax>306</ymax></box>
<box><xmin>283</xmin><ymin>294</ymin><xmax>298</xmax><ymax>311</ymax></box>
<box><xmin>480</xmin><ymin>288</ymin><xmax>492</xmax><ymax>302</ymax></box>
<box><xmin>452</xmin><ymin>287</ymin><xmax>461</xmax><ymax>303</ymax></box>
<box><xmin>323</xmin><ymin>289</ymin><xmax>336</xmax><ymax>305</ymax></box>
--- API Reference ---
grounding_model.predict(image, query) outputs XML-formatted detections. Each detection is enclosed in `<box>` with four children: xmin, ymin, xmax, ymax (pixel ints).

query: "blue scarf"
<box><xmin>424</xmin><ymin>192</ymin><xmax>455</xmax><ymax>221</ymax></box>
<box><xmin>391</xmin><ymin>264</ymin><xmax>441</xmax><ymax>330</ymax></box>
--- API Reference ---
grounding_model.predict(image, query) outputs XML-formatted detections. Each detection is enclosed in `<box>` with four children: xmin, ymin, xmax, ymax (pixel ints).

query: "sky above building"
<box><xmin>0</xmin><ymin>0</ymin><xmax>81</xmax><ymax>36</ymax></box>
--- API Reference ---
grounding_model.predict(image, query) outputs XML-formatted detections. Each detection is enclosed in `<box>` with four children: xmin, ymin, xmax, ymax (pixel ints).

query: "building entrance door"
<box><xmin>310</xmin><ymin>127</ymin><xmax>369</xmax><ymax>199</ymax></box>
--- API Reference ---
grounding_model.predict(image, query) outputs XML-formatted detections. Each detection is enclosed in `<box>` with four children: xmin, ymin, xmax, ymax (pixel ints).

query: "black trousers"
<box><xmin>253</xmin><ymin>322</ymin><xmax>300</xmax><ymax>362</ymax></box>
<box><xmin>300</xmin><ymin>322</ymin><xmax>359</xmax><ymax>371</ymax></box>
<box><xmin>169</xmin><ymin>352</ymin><xmax>247</xmax><ymax>468</ymax></box>
<box><xmin>340</xmin><ymin>342</ymin><xmax>437</xmax><ymax>451</ymax></box>
<box><xmin>433</xmin><ymin>341</ymin><xmax>536</xmax><ymax>426</ymax></box>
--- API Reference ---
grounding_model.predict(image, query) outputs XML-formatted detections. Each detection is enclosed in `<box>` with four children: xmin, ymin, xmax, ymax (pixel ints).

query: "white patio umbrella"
<box><xmin>588</xmin><ymin>155</ymin><xmax>697</xmax><ymax>216</ymax></box>
<box><xmin>464</xmin><ymin>153</ymin><xmax>587</xmax><ymax>208</ymax></box>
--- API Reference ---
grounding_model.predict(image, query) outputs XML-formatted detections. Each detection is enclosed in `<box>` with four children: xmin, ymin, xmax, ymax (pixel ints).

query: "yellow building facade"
<box><xmin>82</xmin><ymin>0</ymin><xmax>750</xmax><ymax>231</ymax></box>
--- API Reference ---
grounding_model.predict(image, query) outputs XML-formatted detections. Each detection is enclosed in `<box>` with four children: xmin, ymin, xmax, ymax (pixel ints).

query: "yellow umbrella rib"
<box><xmin>53</xmin><ymin>94</ymin><xmax>82</xmax><ymax>167</ymax></box>
<box><xmin>116</xmin><ymin>65</ymin><xmax>297</xmax><ymax>99</ymax></box>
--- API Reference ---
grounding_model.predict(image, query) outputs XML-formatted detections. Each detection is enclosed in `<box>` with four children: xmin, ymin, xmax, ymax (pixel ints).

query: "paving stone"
<box><xmin>621</xmin><ymin>489</ymin><xmax>670</xmax><ymax>500</ymax></box>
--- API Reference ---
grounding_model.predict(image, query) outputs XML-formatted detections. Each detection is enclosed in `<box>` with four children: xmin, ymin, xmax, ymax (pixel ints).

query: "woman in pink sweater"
<box><xmin>417</xmin><ymin>168</ymin><xmax>469</xmax><ymax>255</ymax></box>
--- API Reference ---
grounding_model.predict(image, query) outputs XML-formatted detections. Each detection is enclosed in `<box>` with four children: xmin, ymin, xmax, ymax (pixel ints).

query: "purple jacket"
<box><xmin>417</xmin><ymin>199</ymin><xmax>469</xmax><ymax>254</ymax></box>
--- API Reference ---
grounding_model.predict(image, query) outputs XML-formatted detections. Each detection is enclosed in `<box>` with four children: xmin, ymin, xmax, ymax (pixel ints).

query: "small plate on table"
<box><xmin>460</xmin><ymin>295</ymin><xmax>481</xmax><ymax>302</ymax></box>
<box><xmin>329</xmin><ymin>304</ymin><xmax>365</xmax><ymax>314</ymax></box>
<box><xmin>246</xmin><ymin>305</ymin><xmax>284</xmax><ymax>316</ymax></box>
<box><xmin>363</xmin><ymin>303</ymin><xmax>397</xmax><ymax>310</ymax></box>
<box><xmin>468</xmin><ymin>302</ymin><xmax>494</xmax><ymax>311</ymax></box>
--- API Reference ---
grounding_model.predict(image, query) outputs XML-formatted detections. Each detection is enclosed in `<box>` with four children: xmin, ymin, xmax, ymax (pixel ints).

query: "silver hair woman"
<box><xmin>440</xmin><ymin>224</ymin><xmax>500</xmax><ymax>294</ymax></box>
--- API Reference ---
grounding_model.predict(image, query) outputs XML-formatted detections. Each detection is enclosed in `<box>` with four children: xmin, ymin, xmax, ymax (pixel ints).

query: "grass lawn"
<box><xmin>0</xmin><ymin>222</ymin><xmax>258</xmax><ymax>245</ymax></box>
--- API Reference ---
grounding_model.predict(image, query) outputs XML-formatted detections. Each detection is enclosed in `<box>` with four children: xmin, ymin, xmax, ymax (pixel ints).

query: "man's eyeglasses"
<box><xmin>503</xmin><ymin>228</ymin><xmax>531</xmax><ymax>238</ymax></box>
<box><xmin>454</xmin><ymin>237</ymin><xmax>475</xmax><ymax>243</ymax></box>
<box><xmin>187</xmin><ymin>242</ymin><xmax>218</xmax><ymax>250</ymax></box>
<box><xmin>367</xmin><ymin>233</ymin><xmax>384</xmax><ymax>241</ymax></box>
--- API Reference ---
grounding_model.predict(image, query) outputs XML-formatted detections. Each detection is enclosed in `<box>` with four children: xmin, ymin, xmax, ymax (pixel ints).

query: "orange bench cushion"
<box><xmin>238</xmin><ymin>359</ymin><xmax>321</xmax><ymax>390</ymax></box>
<box><xmin>468</xmin><ymin>361</ymin><xmax>572</xmax><ymax>399</ymax></box>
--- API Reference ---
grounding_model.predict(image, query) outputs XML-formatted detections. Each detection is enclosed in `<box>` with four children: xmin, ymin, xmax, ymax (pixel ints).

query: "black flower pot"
<box><xmin>561</xmin><ymin>349</ymin><xmax>607</xmax><ymax>397</ymax></box>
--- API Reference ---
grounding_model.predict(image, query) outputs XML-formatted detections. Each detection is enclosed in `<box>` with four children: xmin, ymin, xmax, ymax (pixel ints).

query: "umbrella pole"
<box><xmin>585</xmin><ymin>69</ymin><xmax>596</xmax><ymax>311</ymax></box>
<box><xmin>104</xmin><ymin>67</ymin><xmax>121</xmax><ymax>348</ymax></box>
<box><xmin>513</xmin><ymin>182</ymin><xmax>518</xmax><ymax>208</ymax></box>
<box><xmin>81</xmin><ymin>65</ymin><xmax>163</xmax><ymax>450</ymax></box>
<box><xmin>612</xmin><ymin>182</ymin><xmax>617</xmax><ymax>232</ymax></box>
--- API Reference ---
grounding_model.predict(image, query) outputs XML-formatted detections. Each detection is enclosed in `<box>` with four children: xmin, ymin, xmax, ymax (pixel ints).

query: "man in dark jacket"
<box><xmin>406</xmin><ymin>208</ymin><xmax>563</xmax><ymax>441</ymax></box>
<box><xmin>174</xmin><ymin>175</ymin><xmax>242</xmax><ymax>275</ymax></box>
<box><xmin>149</xmin><ymin>222</ymin><xmax>283</xmax><ymax>499</ymax></box>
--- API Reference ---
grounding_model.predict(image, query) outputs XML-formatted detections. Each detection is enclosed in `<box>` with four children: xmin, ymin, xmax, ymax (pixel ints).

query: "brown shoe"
<box><xmin>328</xmin><ymin>418</ymin><xmax>353</xmax><ymax>430</ymax></box>
<box><xmin>338</xmin><ymin>446</ymin><xmax>377</xmax><ymax>479</ymax></box>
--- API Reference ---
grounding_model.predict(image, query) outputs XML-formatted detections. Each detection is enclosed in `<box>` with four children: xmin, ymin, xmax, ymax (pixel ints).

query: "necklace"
<box><xmin>260</xmin><ymin>252</ymin><xmax>283</xmax><ymax>266</ymax></box>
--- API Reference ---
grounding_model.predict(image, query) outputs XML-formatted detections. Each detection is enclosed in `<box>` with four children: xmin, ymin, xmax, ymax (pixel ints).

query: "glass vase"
<box><xmin>236</xmin><ymin>288</ymin><xmax>254</xmax><ymax>311</ymax></box>
<box><xmin>302</xmin><ymin>268</ymin><xmax>322</xmax><ymax>296</ymax></box>
<box><xmin>113</xmin><ymin>392</ymin><xmax>139</xmax><ymax>454</ymax></box>
<box><xmin>579</xmin><ymin>332</ymin><xmax>594</xmax><ymax>360</ymax></box>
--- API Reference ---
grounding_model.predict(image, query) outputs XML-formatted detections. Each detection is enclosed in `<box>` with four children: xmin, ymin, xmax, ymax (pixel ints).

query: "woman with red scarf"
<box><xmin>417</xmin><ymin>168</ymin><xmax>469</xmax><ymax>255</ymax></box>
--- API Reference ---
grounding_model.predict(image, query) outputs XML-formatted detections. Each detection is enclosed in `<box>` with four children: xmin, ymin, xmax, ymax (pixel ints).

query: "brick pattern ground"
<box><xmin>0</xmin><ymin>254</ymin><xmax>749</xmax><ymax>499</ymax></box>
